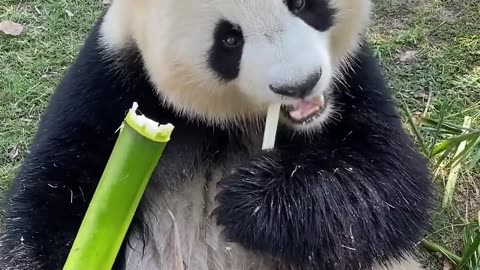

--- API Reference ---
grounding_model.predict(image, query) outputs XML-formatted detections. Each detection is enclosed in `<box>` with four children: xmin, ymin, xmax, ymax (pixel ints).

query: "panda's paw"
<box><xmin>213</xmin><ymin>150</ymin><xmax>295</xmax><ymax>257</ymax></box>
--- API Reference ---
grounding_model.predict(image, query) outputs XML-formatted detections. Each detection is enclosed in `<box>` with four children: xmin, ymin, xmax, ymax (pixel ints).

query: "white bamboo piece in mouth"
<box><xmin>262</xmin><ymin>104</ymin><xmax>281</xmax><ymax>150</ymax></box>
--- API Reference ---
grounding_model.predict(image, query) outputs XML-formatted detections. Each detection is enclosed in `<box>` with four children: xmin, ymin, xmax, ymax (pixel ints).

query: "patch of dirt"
<box><xmin>439</xmin><ymin>9</ymin><xmax>457</xmax><ymax>23</ymax></box>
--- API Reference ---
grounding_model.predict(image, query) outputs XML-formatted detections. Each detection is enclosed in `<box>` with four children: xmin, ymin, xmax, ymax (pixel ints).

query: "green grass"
<box><xmin>0</xmin><ymin>0</ymin><xmax>104</xmax><ymax>197</ymax></box>
<box><xmin>370</xmin><ymin>0</ymin><xmax>480</xmax><ymax>268</ymax></box>
<box><xmin>0</xmin><ymin>0</ymin><xmax>479</xmax><ymax>269</ymax></box>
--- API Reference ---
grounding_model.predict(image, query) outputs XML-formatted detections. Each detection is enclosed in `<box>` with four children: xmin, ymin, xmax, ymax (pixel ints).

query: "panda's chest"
<box><xmin>124</xmin><ymin>136</ymin><xmax>275</xmax><ymax>270</ymax></box>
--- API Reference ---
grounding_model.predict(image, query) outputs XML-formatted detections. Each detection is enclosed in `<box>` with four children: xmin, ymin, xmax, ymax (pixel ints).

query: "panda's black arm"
<box><xmin>214</xmin><ymin>47</ymin><xmax>433</xmax><ymax>269</ymax></box>
<box><xmin>215</xmin><ymin>117</ymin><xmax>432</xmax><ymax>269</ymax></box>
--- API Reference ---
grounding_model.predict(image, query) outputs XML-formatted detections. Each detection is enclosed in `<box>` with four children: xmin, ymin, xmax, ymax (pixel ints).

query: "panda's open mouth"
<box><xmin>281</xmin><ymin>95</ymin><xmax>326</xmax><ymax>125</ymax></box>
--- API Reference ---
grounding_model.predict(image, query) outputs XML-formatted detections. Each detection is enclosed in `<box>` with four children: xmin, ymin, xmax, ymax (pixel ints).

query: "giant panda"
<box><xmin>0</xmin><ymin>0</ymin><xmax>433</xmax><ymax>269</ymax></box>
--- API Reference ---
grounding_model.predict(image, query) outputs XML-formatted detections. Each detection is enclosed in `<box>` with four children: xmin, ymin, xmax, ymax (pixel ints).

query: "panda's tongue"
<box><xmin>288</xmin><ymin>96</ymin><xmax>325</xmax><ymax>121</ymax></box>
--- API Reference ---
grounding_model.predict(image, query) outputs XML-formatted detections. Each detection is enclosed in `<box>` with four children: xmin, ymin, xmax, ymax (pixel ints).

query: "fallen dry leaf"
<box><xmin>0</xmin><ymin>21</ymin><xmax>24</xmax><ymax>36</ymax></box>
<box><xmin>443</xmin><ymin>259</ymin><xmax>454</xmax><ymax>270</ymax></box>
<box><xmin>8</xmin><ymin>146</ymin><xmax>19</xmax><ymax>160</ymax></box>
<box><xmin>65</xmin><ymin>10</ymin><xmax>74</xmax><ymax>17</ymax></box>
<box><xmin>399</xmin><ymin>50</ymin><xmax>418</xmax><ymax>64</ymax></box>
<box><xmin>414</xmin><ymin>89</ymin><xmax>429</xmax><ymax>100</ymax></box>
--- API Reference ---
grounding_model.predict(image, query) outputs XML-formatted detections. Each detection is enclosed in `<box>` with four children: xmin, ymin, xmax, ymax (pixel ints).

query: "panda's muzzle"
<box><xmin>269</xmin><ymin>70</ymin><xmax>321</xmax><ymax>99</ymax></box>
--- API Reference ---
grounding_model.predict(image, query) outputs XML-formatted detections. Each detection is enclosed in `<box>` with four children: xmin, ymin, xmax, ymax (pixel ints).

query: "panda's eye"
<box><xmin>222</xmin><ymin>33</ymin><xmax>243</xmax><ymax>49</ymax></box>
<box><xmin>286</xmin><ymin>0</ymin><xmax>306</xmax><ymax>13</ymax></box>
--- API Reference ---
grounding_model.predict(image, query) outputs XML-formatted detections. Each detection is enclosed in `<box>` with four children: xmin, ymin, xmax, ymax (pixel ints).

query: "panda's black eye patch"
<box><xmin>284</xmin><ymin>0</ymin><xmax>336</xmax><ymax>32</ymax></box>
<box><xmin>208</xmin><ymin>20</ymin><xmax>244</xmax><ymax>81</ymax></box>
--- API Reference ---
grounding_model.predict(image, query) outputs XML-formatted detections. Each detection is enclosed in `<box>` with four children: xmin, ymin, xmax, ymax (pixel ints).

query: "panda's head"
<box><xmin>101</xmin><ymin>0</ymin><xmax>372</xmax><ymax>131</ymax></box>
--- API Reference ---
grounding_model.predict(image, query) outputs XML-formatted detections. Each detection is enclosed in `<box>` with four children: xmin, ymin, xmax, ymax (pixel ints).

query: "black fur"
<box><xmin>0</xmin><ymin>12</ymin><xmax>432</xmax><ymax>270</ymax></box>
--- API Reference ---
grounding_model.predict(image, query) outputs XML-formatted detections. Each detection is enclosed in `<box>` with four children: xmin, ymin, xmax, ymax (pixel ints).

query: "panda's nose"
<box><xmin>269</xmin><ymin>71</ymin><xmax>321</xmax><ymax>99</ymax></box>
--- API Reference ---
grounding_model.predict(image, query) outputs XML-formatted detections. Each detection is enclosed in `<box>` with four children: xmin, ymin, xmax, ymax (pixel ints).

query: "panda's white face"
<box><xmin>101</xmin><ymin>0</ymin><xmax>371</xmax><ymax>131</ymax></box>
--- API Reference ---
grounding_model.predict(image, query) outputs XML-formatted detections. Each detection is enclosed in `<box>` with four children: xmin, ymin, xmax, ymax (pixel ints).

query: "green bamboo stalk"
<box><xmin>63</xmin><ymin>102</ymin><xmax>174</xmax><ymax>270</ymax></box>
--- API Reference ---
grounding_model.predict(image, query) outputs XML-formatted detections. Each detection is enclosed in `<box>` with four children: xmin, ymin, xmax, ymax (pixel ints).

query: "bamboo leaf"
<box><xmin>446</xmin><ymin>135</ymin><xmax>480</xmax><ymax>169</ymax></box>
<box><xmin>434</xmin><ymin>145</ymin><xmax>456</xmax><ymax>175</ymax></box>
<box><xmin>458</xmin><ymin>225</ymin><xmax>480</xmax><ymax>269</ymax></box>
<box><xmin>431</xmin><ymin>131</ymin><xmax>480</xmax><ymax>156</ymax></box>
<box><xmin>429</xmin><ymin>102</ymin><xmax>450</xmax><ymax>157</ymax></box>
<box><xmin>421</xmin><ymin>127</ymin><xmax>463</xmax><ymax>135</ymax></box>
<box><xmin>401</xmin><ymin>98</ymin><xmax>429</xmax><ymax>156</ymax></box>
<box><xmin>421</xmin><ymin>117</ymin><xmax>476</xmax><ymax>134</ymax></box>
<box><xmin>442</xmin><ymin>116</ymin><xmax>471</xmax><ymax>209</ymax></box>
<box><xmin>467</xmin><ymin>149</ymin><xmax>480</xmax><ymax>171</ymax></box>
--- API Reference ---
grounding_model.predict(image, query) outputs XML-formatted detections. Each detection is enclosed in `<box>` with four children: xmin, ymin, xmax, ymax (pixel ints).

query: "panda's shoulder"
<box><xmin>337</xmin><ymin>44</ymin><xmax>397</xmax><ymax>113</ymax></box>
<box><xmin>346</xmin><ymin>44</ymin><xmax>388</xmax><ymax>93</ymax></box>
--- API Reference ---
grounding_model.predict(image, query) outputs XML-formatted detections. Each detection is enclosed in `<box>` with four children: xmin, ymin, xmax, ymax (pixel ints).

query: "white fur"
<box><xmin>100</xmin><ymin>0</ymin><xmax>371</xmax><ymax>130</ymax></box>
<box><xmin>373</xmin><ymin>256</ymin><xmax>424</xmax><ymax>270</ymax></box>
<box><xmin>125</xmin><ymin>174</ymin><xmax>277</xmax><ymax>270</ymax></box>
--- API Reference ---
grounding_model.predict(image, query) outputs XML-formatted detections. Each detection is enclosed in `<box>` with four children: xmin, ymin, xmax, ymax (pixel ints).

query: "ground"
<box><xmin>0</xmin><ymin>0</ymin><xmax>478</xmax><ymax>269</ymax></box>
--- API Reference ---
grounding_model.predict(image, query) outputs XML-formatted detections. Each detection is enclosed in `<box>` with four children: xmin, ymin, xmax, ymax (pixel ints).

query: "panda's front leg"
<box><xmin>214</xmin><ymin>121</ymin><xmax>432</xmax><ymax>269</ymax></box>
